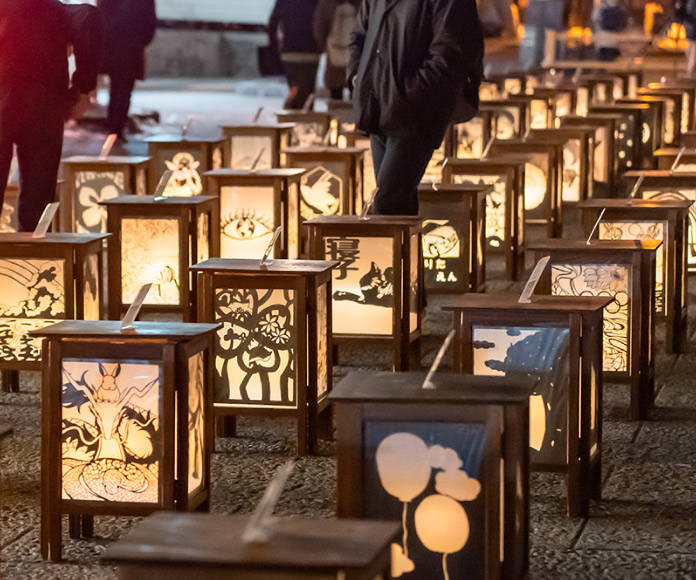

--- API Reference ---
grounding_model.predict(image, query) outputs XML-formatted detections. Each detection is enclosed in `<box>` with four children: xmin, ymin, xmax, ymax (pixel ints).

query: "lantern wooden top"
<box><xmin>204</xmin><ymin>168</ymin><xmax>306</xmax><ymax>179</ymax></box>
<box><xmin>99</xmin><ymin>195</ymin><xmax>217</xmax><ymax>207</ymax></box>
<box><xmin>418</xmin><ymin>183</ymin><xmax>492</xmax><ymax>196</ymax></box>
<box><xmin>440</xmin><ymin>293</ymin><xmax>612</xmax><ymax>313</ymax></box>
<box><xmin>624</xmin><ymin>170</ymin><xmax>696</xmax><ymax>179</ymax></box>
<box><xmin>221</xmin><ymin>123</ymin><xmax>295</xmax><ymax>131</ymax></box>
<box><xmin>590</xmin><ymin>103</ymin><xmax>650</xmax><ymax>112</ymax></box>
<box><xmin>563</xmin><ymin>113</ymin><xmax>624</xmax><ymax>123</ymax></box>
<box><xmin>480</xmin><ymin>98</ymin><xmax>529</xmax><ymax>108</ymax></box>
<box><xmin>62</xmin><ymin>155</ymin><xmax>151</xmax><ymax>165</ymax></box>
<box><xmin>655</xmin><ymin>147</ymin><xmax>696</xmax><ymax>156</ymax></box>
<box><xmin>276</xmin><ymin>110</ymin><xmax>332</xmax><ymax>118</ymax></box>
<box><xmin>101</xmin><ymin>513</ymin><xmax>399</xmax><ymax>569</ymax></box>
<box><xmin>30</xmin><ymin>320</ymin><xmax>220</xmax><ymax>340</ymax></box>
<box><xmin>0</xmin><ymin>232</ymin><xmax>110</xmax><ymax>245</ymax></box>
<box><xmin>444</xmin><ymin>157</ymin><xmax>527</xmax><ymax>169</ymax></box>
<box><xmin>531</xmin><ymin>86</ymin><xmax>574</xmax><ymax>97</ymax></box>
<box><xmin>529</xmin><ymin>127</ymin><xmax>596</xmax><ymax>140</ymax></box>
<box><xmin>283</xmin><ymin>146</ymin><xmax>367</xmax><ymax>155</ymax></box>
<box><xmin>191</xmin><ymin>257</ymin><xmax>338</xmax><ymax>275</ymax></box>
<box><xmin>145</xmin><ymin>135</ymin><xmax>225</xmax><ymax>145</ymax></box>
<box><xmin>306</xmin><ymin>215</ymin><xmax>422</xmax><ymax>227</ymax></box>
<box><xmin>577</xmin><ymin>199</ymin><xmax>693</xmax><ymax>210</ymax></box>
<box><xmin>330</xmin><ymin>371</ymin><xmax>534</xmax><ymax>405</ymax></box>
<box><xmin>530</xmin><ymin>239</ymin><xmax>662</xmax><ymax>253</ymax></box>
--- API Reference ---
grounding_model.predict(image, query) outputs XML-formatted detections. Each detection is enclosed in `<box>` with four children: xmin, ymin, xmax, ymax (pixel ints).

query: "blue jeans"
<box><xmin>369</xmin><ymin>133</ymin><xmax>437</xmax><ymax>216</ymax></box>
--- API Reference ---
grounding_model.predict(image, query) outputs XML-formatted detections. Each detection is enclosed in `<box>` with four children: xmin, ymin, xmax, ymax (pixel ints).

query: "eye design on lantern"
<box><xmin>221</xmin><ymin>209</ymin><xmax>273</xmax><ymax>241</ymax></box>
<box><xmin>164</xmin><ymin>152</ymin><xmax>203</xmax><ymax>197</ymax></box>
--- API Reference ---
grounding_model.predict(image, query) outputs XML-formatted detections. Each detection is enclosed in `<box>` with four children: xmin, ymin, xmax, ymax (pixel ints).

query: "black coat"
<box><xmin>97</xmin><ymin>0</ymin><xmax>157</xmax><ymax>79</ymax></box>
<box><xmin>348</xmin><ymin>0</ymin><xmax>484</xmax><ymax>144</ymax></box>
<box><xmin>268</xmin><ymin>0</ymin><xmax>321</xmax><ymax>55</ymax></box>
<box><xmin>0</xmin><ymin>0</ymin><xmax>102</xmax><ymax>129</ymax></box>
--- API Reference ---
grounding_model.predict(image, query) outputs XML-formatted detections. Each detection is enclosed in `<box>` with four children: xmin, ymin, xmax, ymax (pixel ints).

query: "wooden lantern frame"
<box><xmin>637</xmin><ymin>88</ymin><xmax>684</xmax><ymax>146</ymax></box>
<box><xmin>589</xmin><ymin>104</ymin><xmax>648</xmax><ymax>173</ymax></box>
<box><xmin>275</xmin><ymin>111</ymin><xmax>333</xmax><ymax>147</ymax></box>
<box><xmin>479</xmin><ymin>99</ymin><xmax>530</xmax><ymax>140</ymax></box>
<box><xmin>221</xmin><ymin>123</ymin><xmax>294</xmax><ymax>169</ymax></box>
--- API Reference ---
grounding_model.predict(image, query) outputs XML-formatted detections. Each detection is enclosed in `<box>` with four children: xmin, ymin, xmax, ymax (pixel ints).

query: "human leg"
<box><xmin>0</xmin><ymin>137</ymin><xmax>13</xmax><ymax>211</ymax></box>
<box><xmin>106</xmin><ymin>73</ymin><xmax>136</xmax><ymax>138</ymax></box>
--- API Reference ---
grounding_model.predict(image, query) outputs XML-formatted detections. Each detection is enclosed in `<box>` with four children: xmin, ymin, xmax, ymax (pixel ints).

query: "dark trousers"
<box><xmin>106</xmin><ymin>73</ymin><xmax>136</xmax><ymax>137</ymax></box>
<box><xmin>282</xmin><ymin>61</ymin><xmax>319</xmax><ymax>109</ymax></box>
<box><xmin>0</xmin><ymin>115</ymin><xmax>63</xmax><ymax>231</ymax></box>
<box><xmin>369</xmin><ymin>133</ymin><xmax>437</xmax><ymax>215</ymax></box>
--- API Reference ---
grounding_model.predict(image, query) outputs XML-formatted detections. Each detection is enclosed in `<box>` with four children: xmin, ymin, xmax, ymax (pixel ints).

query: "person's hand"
<box><xmin>68</xmin><ymin>93</ymin><xmax>91</xmax><ymax>120</ymax></box>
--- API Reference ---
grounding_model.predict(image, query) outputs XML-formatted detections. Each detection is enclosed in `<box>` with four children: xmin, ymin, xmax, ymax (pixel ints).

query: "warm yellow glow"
<box><xmin>529</xmin><ymin>394</ymin><xmax>547</xmax><ymax>452</ymax></box>
<box><xmin>376</xmin><ymin>433</ymin><xmax>431</xmax><ymax>502</ymax></box>
<box><xmin>414</xmin><ymin>495</ymin><xmax>470</xmax><ymax>555</ymax></box>
<box><xmin>644</xmin><ymin>3</ymin><xmax>663</xmax><ymax>38</ymax></box>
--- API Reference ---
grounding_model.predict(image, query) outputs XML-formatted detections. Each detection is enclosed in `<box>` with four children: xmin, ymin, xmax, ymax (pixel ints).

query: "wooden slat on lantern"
<box><xmin>659</xmin><ymin>80</ymin><xmax>696</xmax><ymax>133</ymax></box>
<box><xmin>443</xmin><ymin>293</ymin><xmax>610</xmax><ymax>518</ymax></box>
<box><xmin>101</xmin><ymin>195</ymin><xmax>219</xmax><ymax>322</ymax></box>
<box><xmin>442</xmin><ymin>158</ymin><xmax>526</xmax><ymax>280</ymax></box>
<box><xmin>530</xmin><ymin>86</ymin><xmax>576</xmax><ymax>127</ymax></box>
<box><xmin>623</xmin><ymin>169</ymin><xmax>696</xmax><ymax>273</ymax></box>
<box><xmin>221</xmin><ymin>122</ymin><xmax>294</xmax><ymax>169</ymax></box>
<box><xmin>60</xmin><ymin>156</ymin><xmax>150</xmax><ymax>234</ymax></box>
<box><xmin>146</xmin><ymin>136</ymin><xmax>225</xmax><ymax>196</ymax></box>
<box><xmin>307</xmin><ymin>216</ymin><xmax>422</xmax><ymax>371</ymax></box>
<box><xmin>527</xmin><ymin>127</ymin><xmax>595</xmax><ymax>203</ymax></box>
<box><xmin>31</xmin><ymin>319</ymin><xmax>219</xmax><ymax>562</ymax></box>
<box><xmin>0</xmin><ymin>233</ymin><xmax>108</xmax><ymax>393</ymax></box>
<box><xmin>284</xmin><ymin>146</ymin><xmax>366</xmax><ymax>220</ymax></box>
<box><xmin>482</xmin><ymin>72</ymin><xmax>527</xmax><ymax>96</ymax></box>
<box><xmin>530</xmin><ymin>239</ymin><xmax>659</xmax><ymax>421</ymax></box>
<box><xmin>102</xmin><ymin>512</ymin><xmax>399</xmax><ymax>580</ymax></box>
<box><xmin>191</xmin><ymin>258</ymin><xmax>336</xmax><ymax>455</ymax></box>
<box><xmin>579</xmin><ymin>198</ymin><xmax>691</xmax><ymax>353</ymax></box>
<box><xmin>204</xmin><ymin>168</ymin><xmax>304</xmax><ymax>260</ymax></box>
<box><xmin>1</xmin><ymin>180</ymin><xmax>63</xmax><ymax>233</ymax></box>
<box><xmin>561</xmin><ymin>114</ymin><xmax>622</xmax><ymax>196</ymax></box>
<box><xmin>331</xmin><ymin>371</ymin><xmax>533</xmax><ymax>580</ymax></box>
<box><xmin>418</xmin><ymin>183</ymin><xmax>488</xmax><ymax>294</ymax></box>
<box><xmin>275</xmin><ymin>110</ymin><xmax>333</xmax><ymax>147</ymax></box>
<box><xmin>589</xmin><ymin>103</ymin><xmax>648</xmax><ymax>173</ymax></box>
<box><xmin>637</xmin><ymin>87</ymin><xmax>686</xmax><ymax>146</ymax></box>
<box><xmin>479</xmin><ymin>99</ymin><xmax>530</xmax><ymax>140</ymax></box>
<box><xmin>488</xmin><ymin>140</ymin><xmax>563</xmax><ymax>238</ymax></box>
<box><xmin>616</xmin><ymin>97</ymin><xmax>667</xmax><ymax>163</ymax></box>
<box><xmin>654</xmin><ymin>147</ymin><xmax>696</xmax><ymax>170</ymax></box>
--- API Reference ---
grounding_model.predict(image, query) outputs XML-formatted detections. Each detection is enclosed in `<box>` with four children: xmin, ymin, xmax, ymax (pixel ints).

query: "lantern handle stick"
<box><xmin>152</xmin><ymin>170</ymin><xmax>174</xmax><ymax>201</ymax></box>
<box><xmin>250</xmin><ymin>147</ymin><xmax>267</xmax><ymax>173</ymax></box>
<box><xmin>480</xmin><ymin>136</ymin><xmax>495</xmax><ymax>159</ymax></box>
<box><xmin>99</xmin><ymin>133</ymin><xmax>118</xmax><ymax>160</ymax></box>
<box><xmin>181</xmin><ymin>116</ymin><xmax>193</xmax><ymax>140</ymax></box>
<box><xmin>32</xmin><ymin>202</ymin><xmax>60</xmax><ymax>239</ymax></box>
<box><xmin>121</xmin><ymin>284</ymin><xmax>152</xmax><ymax>331</ymax></box>
<box><xmin>322</xmin><ymin>127</ymin><xmax>332</xmax><ymax>146</ymax></box>
<box><xmin>301</xmin><ymin>93</ymin><xmax>315</xmax><ymax>113</ymax></box>
<box><xmin>422</xmin><ymin>329</ymin><xmax>456</xmax><ymax>390</ymax></box>
<box><xmin>518</xmin><ymin>256</ymin><xmax>550</xmax><ymax>303</ymax></box>
<box><xmin>361</xmin><ymin>187</ymin><xmax>379</xmax><ymax>219</ymax></box>
<box><xmin>260</xmin><ymin>226</ymin><xmax>282</xmax><ymax>267</ymax></box>
<box><xmin>242</xmin><ymin>460</ymin><xmax>295</xmax><ymax>545</ymax></box>
<box><xmin>627</xmin><ymin>174</ymin><xmax>645</xmax><ymax>205</ymax></box>
<box><xmin>252</xmin><ymin>106</ymin><xmax>264</xmax><ymax>124</ymax></box>
<box><xmin>586</xmin><ymin>207</ymin><xmax>607</xmax><ymax>245</ymax></box>
<box><xmin>670</xmin><ymin>146</ymin><xmax>687</xmax><ymax>172</ymax></box>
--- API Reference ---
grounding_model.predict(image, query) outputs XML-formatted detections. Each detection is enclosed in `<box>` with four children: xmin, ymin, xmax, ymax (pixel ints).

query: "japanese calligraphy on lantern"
<box><xmin>422</xmin><ymin>219</ymin><xmax>461</xmax><ymax>286</ymax></box>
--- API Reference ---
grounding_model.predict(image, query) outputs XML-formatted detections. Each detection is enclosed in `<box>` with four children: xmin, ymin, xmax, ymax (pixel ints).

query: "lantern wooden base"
<box><xmin>102</xmin><ymin>513</ymin><xmax>399</xmax><ymax>580</ymax></box>
<box><xmin>444</xmin><ymin>294</ymin><xmax>611</xmax><ymax>518</ymax></box>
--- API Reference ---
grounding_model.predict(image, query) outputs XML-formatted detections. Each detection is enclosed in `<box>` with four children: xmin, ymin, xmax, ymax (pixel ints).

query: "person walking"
<box><xmin>313</xmin><ymin>0</ymin><xmax>360</xmax><ymax>100</ymax></box>
<box><xmin>676</xmin><ymin>0</ymin><xmax>696</xmax><ymax>75</ymax></box>
<box><xmin>348</xmin><ymin>0</ymin><xmax>484</xmax><ymax>216</ymax></box>
<box><xmin>0</xmin><ymin>0</ymin><xmax>103</xmax><ymax>231</ymax></box>
<box><xmin>98</xmin><ymin>0</ymin><xmax>157</xmax><ymax>141</ymax></box>
<box><xmin>269</xmin><ymin>0</ymin><xmax>322</xmax><ymax>109</ymax></box>
<box><xmin>591</xmin><ymin>0</ymin><xmax>628</xmax><ymax>62</ymax></box>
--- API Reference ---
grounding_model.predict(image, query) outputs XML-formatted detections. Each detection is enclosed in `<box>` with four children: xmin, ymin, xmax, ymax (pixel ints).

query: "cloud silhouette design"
<box><xmin>507</xmin><ymin>328</ymin><xmax>522</xmax><ymax>336</ymax></box>
<box><xmin>473</xmin><ymin>340</ymin><xmax>496</xmax><ymax>349</ymax></box>
<box><xmin>435</xmin><ymin>469</ymin><xmax>482</xmax><ymax>501</ymax></box>
<box><xmin>428</xmin><ymin>444</ymin><xmax>463</xmax><ymax>471</ymax></box>
<box><xmin>391</xmin><ymin>543</ymin><xmax>415</xmax><ymax>577</ymax></box>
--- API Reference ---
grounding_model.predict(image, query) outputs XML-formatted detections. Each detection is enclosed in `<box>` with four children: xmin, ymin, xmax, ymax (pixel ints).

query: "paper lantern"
<box><xmin>445</xmin><ymin>294</ymin><xmax>609</xmax><ymax>517</ymax></box>
<box><xmin>60</xmin><ymin>155</ymin><xmax>149</xmax><ymax>234</ymax></box>
<box><xmin>331</xmin><ymin>371</ymin><xmax>532</xmax><ymax>580</ymax></box>
<box><xmin>307</xmin><ymin>216</ymin><xmax>422</xmax><ymax>371</ymax></box>
<box><xmin>618</xmin><ymin>97</ymin><xmax>668</xmax><ymax>162</ymax></box>
<box><xmin>638</xmin><ymin>88</ymin><xmax>684</xmax><ymax>146</ymax></box>
<box><xmin>276</xmin><ymin>110</ymin><xmax>333</xmax><ymax>147</ymax></box>
<box><xmin>221</xmin><ymin>122</ymin><xmax>294</xmax><ymax>169</ymax></box>
<box><xmin>654</xmin><ymin>147</ymin><xmax>696</xmax><ymax>170</ymax></box>
<box><xmin>589</xmin><ymin>104</ymin><xmax>648</xmax><ymax>173</ymax></box>
<box><xmin>451</xmin><ymin>116</ymin><xmax>486</xmax><ymax>159</ymax></box>
<box><xmin>101</xmin><ymin>195</ymin><xmax>219</xmax><ymax>321</ymax></box>
<box><xmin>204</xmin><ymin>168</ymin><xmax>304</xmax><ymax>259</ymax></box>
<box><xmin>327</xmin><ymin>99</ymin><xmax>357</xmax><ymax>148</ymax></box>
<box><xmin>192</xmin><ymin>257</ymin><xmax>336</xmax><ymax>455</ymax></box>
<box><xmin>0</xmin><ymin>232</ymin><xmax>107</xmax><ymax>393</ymax></box>
<box><xmin>443</xmin><ymin>158</ymin><xmax>526</xmax><ymax>280</ymax></box>
<box><xmin>146</xmin><ymin>136</ymin><xmax>224</xmax><ymax>196</ymax></box>
<box><xmin>418</xmin><ymin>183</ymin><xmax>487</xmax><ymax>294</ymax></box>
<box><xmin>481</xmin><ymin>73</ymin><xmax>526</xmax><ymax>96</ymax></box>
<box><xmin>531</xmin><ymin>239</ymin><xmax>659</xmax><ymax>420</ymax></box>
<box><xmin>102</xmin><ymin>512</ymin><xmax>399</xmax><ymax>580</ymax></box>
<box><xmin>32</xmin><ymin>319</ymin><xmax>219</xmax><ymax>561</ymax></box>
<box><xmin>479</xmin><ymin>99</ymin><xmax>529</xmax><ymax>140</ymax></box>
<box><xmin>580</xmin><ymin>198</ymin><xmax>691</xmax><ymax>353</ymax></box>
<box><xmin>531</xmin><ymin>87</ymin><xmax>575</xmax><ymax>127</ymax></box>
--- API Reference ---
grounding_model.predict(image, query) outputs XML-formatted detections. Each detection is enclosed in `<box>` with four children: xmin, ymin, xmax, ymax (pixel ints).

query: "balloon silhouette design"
<box><xmin>414</xmin><ymin>494</ymin><xmax>470</xmax><ymax>580</ymax></box>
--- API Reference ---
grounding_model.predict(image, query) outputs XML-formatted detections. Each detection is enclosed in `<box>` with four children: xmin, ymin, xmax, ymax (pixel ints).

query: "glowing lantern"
<box><xmin>480</xmin><ymin>73</ymin><xmax>526</xmax><ymax>97</ymax></box>
<box><xmin>445</xmin><ymin>293</ymin><xmax>609</xmax><ymax>518</ymax></box>
<box><xmin>32</xmin><ymin>319</ymin><xmax>218</xmax><ymax>562</ymax></box>
<box><xmin>654</xmin><ymin>147</ymin><xmax>696</xmax><ymax>170</ymax></box>
<box><xmin>327</xmin><ymin>98</ymin><xmax>357</xmax><ymax>148</ymax></box>
<box><xmin>531</xmin><ymin>239</ymin><xmax>660</xmax><ymax>420</ymax></box>
<box><xmin>590</xmin><ymin>104</ymin><xmax>648</xmax><ymax>172</ymax></box>
<box><xmin>101</xmin><ymin>195</ymin><xmax>218</xmax><ymax>321</ymax></box>
<box><xmin>331</xmin><ymin>370</ymin><xmax>533</xmax><ymax>579</ymax></box>
<box><xmin>307</xmin><ymin>216</ymin><xmax>422</xmax><ymax>371</ymax></box>
<box><xmin>191</xmin><ymin>257</ymin><xmax>336</xmax><ymax>455</ymax></box>
<box><xmin>451</xmin><ymin>116</ymin><xmax>486</xmax><ymax>159</ymax></box>
<box><xmin>618</xmin><ymin>96</ymin><xmax>668</xmax><ymax>161</ymax></box>
<box><xmin>637</xmin><ymin>88</ymin><xmax>684</xmax><ymax>146</ymax></box>
<box><xmin>480</xmin><ymin>99</ymin><xmax>529</xmax><ymax>140</ymax></box>
<box><xmin>146</xmin><ymin>136</ymin><xmax>224</xmax><ymax>197</ymax></box>
<box><xmin>0</xmin><ymin>232</ymin><xmax>107</xmax><ymax>393</ymax></box>
<box><xmin>221</xmin><ymin>122</ymin><xmax>294</xmax><ymax>169</ymax></box>
<box><xmin>204</xmin><ymin>168</ymin><xmax>304</xmax><ymax>259</ymax></box>
<box><xmin>443</xmin><ymin>158</ymin><xmax>526</xmax><ymax>280</ymax></box>
<box><xmin>276</xmin><ymin>110</ymin><xmax>333</xmax><ymax>148</ymax></box>
<box><xmin>580</xmin><ymin>198</ymin><xmax>691</xmax><ymax>354</ymax></box>
<box><xmin>60</xmin><ymin>155</ymin><xmax>149</xmax><ymax>234</ymax></box>
<box><xmin>418</xmin><ymin>183</ymin><xmax>488</xmax><ymax>294</ymax></box>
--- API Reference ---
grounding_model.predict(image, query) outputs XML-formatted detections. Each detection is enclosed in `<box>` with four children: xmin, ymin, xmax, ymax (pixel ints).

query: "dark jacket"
<box><xmin>268</xmin><ymin>0</ymin><xmax>321</xmax><ymax>56</ymax></box>
<box><xmin>348</xmin><ymin>0</ymin><xmax>484</xmax><ymax>144</ymax></box>
<box><xmin>0</xmin><ymin>0</ymin><xmax>102</xmax><ymax>129</ymax></box>
<box><xmin>98</xmin><ymin>0</ymin><xmax>157</xmax><ymax>79</ymax></box>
